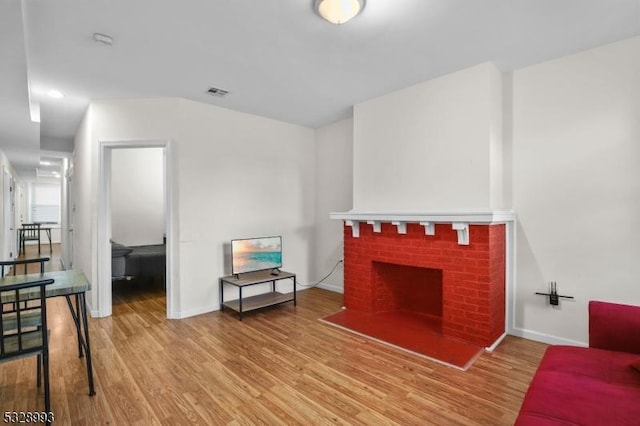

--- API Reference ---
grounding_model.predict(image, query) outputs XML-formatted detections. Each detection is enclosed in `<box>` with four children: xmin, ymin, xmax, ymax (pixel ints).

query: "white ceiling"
<box><xmin>1</xmin><ymin>0</ymin><xmax>639</xmax><ymax>178</ymax></box>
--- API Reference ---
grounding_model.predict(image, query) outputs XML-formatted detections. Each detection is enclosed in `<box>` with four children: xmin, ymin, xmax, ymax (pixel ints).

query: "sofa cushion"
<box><xmin>538</xmin><ymin>345</ymin><xmax>640</xmax><ymax>386</ymax></box>
<box><xmin>632</xmin><ymin>357</ymin><xmax>640</xmax><ymax>373</ymax></box>
<box><xmin>516</xmin><ymin>346</ymin><xmax>640</xmax><ymax>425</ymax></box>
<box><xmin>517</xmin><ymin>371</ymin><xmax>640</xmax><ymax>425</ymax></box>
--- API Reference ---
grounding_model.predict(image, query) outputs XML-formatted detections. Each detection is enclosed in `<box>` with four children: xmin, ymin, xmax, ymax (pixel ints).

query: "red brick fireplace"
<box><xmin>336</xmin><ymin>213</ymin><xmax>512</xmax><ymax>348</ymax></box>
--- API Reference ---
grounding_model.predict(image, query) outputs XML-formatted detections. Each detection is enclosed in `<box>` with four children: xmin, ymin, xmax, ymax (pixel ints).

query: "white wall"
<box><xmin>72</xmin><ymin>105</ymin><xmax>99</xmax><ymax>302</ymax></box>
<box><xmin>512</xmin><ymin>36</ymin><xmax>640</xmax><ymax>344</ymax></box>
<box><xmin>353</xmin><ymin>62</ymin><xmax>504</xmax><ymax>212</ymax></box>
<box><xmin>73</xmin><ymin>99</ymin><xmax>180</xmax><ymax>313</ymax></box>
<box><xmin>175</xmin><ymin>99</ymin><xmax>315</xmax><ymax>314</ymax></box>
<box><xmin>315</xmin><ymin>118</ymin><xmax>353</xmax><ymax>292</ymax></box>
<box><xmin>111</xmin><ymin>147</ymin><xmax>164</xmax><ymax>246</ymax></box>
<box><xmin>74</xmin><ymin>97</ymin><xmax>315</xmax><ymax>318</ymax></box>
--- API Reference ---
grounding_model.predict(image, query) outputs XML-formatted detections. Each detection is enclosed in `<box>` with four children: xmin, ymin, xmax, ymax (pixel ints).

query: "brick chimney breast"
<box><xmin>332</xmin><ymin>211</ymin><xmax>514</xmax><ymax>348</ymax></box>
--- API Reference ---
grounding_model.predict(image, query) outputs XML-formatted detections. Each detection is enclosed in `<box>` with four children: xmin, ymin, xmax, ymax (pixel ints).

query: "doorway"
<box><xmin>111</xmin><ymin>147</ymin><xmax>165</xmax><ymax>307</ymax></box>
<box><xmin>97</xmin><ymin>140</ymin><xmax>176</xmax><ymax>318</ymax></box>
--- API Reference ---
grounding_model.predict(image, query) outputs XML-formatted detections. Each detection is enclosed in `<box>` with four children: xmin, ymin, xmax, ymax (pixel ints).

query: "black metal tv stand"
<box><xmin>219</xmin><ymin>270</ymin><xmax>296</xmax><ymax>320</ymax></box>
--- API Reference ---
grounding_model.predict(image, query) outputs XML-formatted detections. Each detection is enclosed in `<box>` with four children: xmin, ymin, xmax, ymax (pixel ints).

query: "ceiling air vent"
<box><xmin>206</xmin><ymin>87</ymin><xmax>229</xmax><ymax>97</ymax></box>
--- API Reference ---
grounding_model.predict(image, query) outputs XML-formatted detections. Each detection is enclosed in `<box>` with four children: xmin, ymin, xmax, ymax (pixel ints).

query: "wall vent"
<box><xmin>206</xmin><ymin>87</ymin><xmax>229</xmax><ymax>97</ymax></box>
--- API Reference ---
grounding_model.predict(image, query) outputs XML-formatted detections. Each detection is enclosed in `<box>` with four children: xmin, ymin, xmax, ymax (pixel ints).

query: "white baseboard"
<box><xmin>315</xmin><ymin>282</ymin><xmax>343</xmax><ymax>293</ymax></box>
<box><xmin>485</xmin><ymin>332</ymin><xmax>508</xmax><ymax>352</ymax></box>
<box><xmin>173</xmin><ymin>304</ymin><xmax>217</xmax><ymax>319</ymax></box>
<box><xmin>294</xmin><ymin>282</ymin><xmax>343</xmax><ymax>293</ymax></box>
<box><xmin>509</xmin><ymin>327</ymin><xmax>587</xmax><ymax>347</ymax></box>
<box><xmin>86</xmin><ymin>300</ymin><xmax>99</xmax><ymax>318</ymax></box>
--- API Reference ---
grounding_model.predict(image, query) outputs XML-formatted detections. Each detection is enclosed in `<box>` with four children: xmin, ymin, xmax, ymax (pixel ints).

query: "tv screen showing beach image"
<box><xmin>232</xmin><ymin>236</ymin><xmax>282</xmax><ymax>274</ymax></box>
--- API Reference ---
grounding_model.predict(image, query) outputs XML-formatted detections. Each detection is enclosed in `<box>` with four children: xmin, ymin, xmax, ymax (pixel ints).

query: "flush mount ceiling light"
<box><xmin>47</xmin><ymin>89</ymin><xmax>64</xmax><ymax>99</ymax></box>
<box><xmin>314</xmin><ymin>0</ymin><xmax>365</xmax><ymax>24</ymax></box>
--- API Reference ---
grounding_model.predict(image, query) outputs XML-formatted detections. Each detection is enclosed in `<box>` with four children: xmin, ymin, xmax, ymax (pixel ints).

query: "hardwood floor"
<box><xmin>1</xmin><ymin>245</ymin><xmax>547</xmax><ymax>425</ymax></box>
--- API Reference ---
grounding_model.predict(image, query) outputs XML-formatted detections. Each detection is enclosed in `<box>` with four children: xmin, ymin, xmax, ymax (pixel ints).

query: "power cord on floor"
<box><xmin>297</xmin><ymin>259</ymin><xmax>343</xmax><ymax>288</ymax></box>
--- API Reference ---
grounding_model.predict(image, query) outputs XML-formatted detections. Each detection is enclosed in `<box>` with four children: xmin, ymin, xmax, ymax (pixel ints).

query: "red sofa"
<box><xmin>516</xmin><ymin>301</ymin><xmax>640</xmax><ymax>425</ymax></box>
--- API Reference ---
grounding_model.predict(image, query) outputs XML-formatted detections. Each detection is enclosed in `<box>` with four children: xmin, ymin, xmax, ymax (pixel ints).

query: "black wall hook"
<box><xmin>535</xmin><ymin>282</ymin><xmax>574</xmax><ymax>306</ymax></box>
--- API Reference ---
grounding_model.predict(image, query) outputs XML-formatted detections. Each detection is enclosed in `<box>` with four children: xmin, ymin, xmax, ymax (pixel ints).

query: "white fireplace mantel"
<box><xmin>330</xmin><ymin>210</ymin><xmax>516</xmax><ymax>224</ymax></box>
<box><xmin>330</xmin><ymin>210</ymin><xmax>516</xmax><ymax>244</ymax></box>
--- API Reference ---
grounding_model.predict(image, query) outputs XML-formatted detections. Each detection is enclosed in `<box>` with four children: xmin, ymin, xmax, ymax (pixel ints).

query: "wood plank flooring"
<box><xmin>1</xmin><ymin>245</ymin><xmax>547</xmax><ymax>425</ymax></box>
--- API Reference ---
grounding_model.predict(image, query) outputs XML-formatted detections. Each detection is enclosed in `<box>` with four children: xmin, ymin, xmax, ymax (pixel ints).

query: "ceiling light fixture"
<box><xmin>47</xmin><ymin>89</ymin><xmax>64</xmax><ymax>99</ymax></box>
<box><xmin>314</xmin><ymin>0</ymin><xmax>365</xmax><ymax>24</ymax></box>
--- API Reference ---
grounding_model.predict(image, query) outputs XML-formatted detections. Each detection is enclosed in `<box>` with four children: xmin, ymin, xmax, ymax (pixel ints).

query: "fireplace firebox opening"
<box><xmin>373</xmin><ymin>261</ymin><xmax>443</xmax><ymax>319</ymax></box>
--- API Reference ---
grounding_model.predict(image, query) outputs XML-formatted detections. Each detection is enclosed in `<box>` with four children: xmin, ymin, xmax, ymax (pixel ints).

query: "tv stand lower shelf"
<box><xmin>219</xmin><ymin>270</ymin><xmax>296</xmax><ymax>320</ymax></box>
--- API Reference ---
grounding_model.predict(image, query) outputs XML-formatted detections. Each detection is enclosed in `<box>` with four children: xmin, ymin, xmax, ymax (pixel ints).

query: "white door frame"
<box><xmin>61</xmin><ymin>158</ymin><xmax>72</xmax><ymax>270</ymax></box>
<box><xmin>97</xmin><ymin>139</ymin><xmax>177</xmax><ymax>318</ymax></box>
<box><xmin>2</xmin><ymin>167</ymin><xmax>16</xmax><ymax>259</ymax></box>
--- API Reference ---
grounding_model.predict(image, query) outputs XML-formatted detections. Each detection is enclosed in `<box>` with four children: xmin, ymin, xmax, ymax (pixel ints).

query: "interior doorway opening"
<box><xmin>97</xmin><ymin>140</ymin><xmax>175</xmax><ymax>319</ymax></box>
<box><xmin>110</xmin><ymin>147</ymin><xmax>166</xmax><ymax>309</ymax></box>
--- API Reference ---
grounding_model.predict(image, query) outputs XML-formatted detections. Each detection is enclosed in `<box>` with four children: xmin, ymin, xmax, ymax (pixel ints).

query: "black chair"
<box><xmin>0</xmin><ymin>258</ymin><xmax>50</xmax><ymax>278</ymax></box>
<box><xmin>20</xmin><ymin>223</ymin><xmax>42</xmax><ymax>255</ymax></box>
<box><xmin>0</xmin><ymin>278</ymin><xmax>55</xmax><ymax>424</ymax></box>
<box><xmin>1</xmin><ymin>258</ymin><xmax>50</xmax><ymax>340</ymax></box>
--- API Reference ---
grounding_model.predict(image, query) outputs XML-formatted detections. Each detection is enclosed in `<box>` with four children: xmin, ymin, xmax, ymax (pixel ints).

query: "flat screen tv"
<box><xmin>231</xmin><ymin>236</ymin><xmax>282</xmax><ymax>275</ymax></box>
